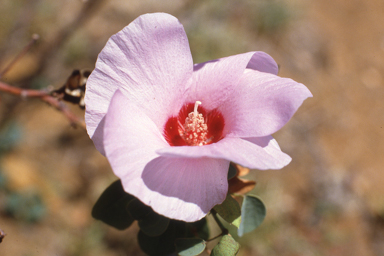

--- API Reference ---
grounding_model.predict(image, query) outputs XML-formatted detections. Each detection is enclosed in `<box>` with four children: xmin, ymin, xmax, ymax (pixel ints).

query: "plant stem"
<box><xmin>0</xmin><ymin>81</ymin><xmax>85</xmax><ymax>129</ymax></box>
<box><xmin>0</xmin><ymin>34</ymin><xmax>39</xmax><ymax>79</ymax></box>
<box><xmin>207</xmin><ymin>209</ymin><xmax>228</xmax><ymax>242</ymax></box>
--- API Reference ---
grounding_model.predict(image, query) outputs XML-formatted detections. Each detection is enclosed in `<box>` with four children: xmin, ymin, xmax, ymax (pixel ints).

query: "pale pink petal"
<box><xmin>103</xmin><ymin>90</ymin><xmax>168</xmax><ymax>211</ymax></box>
<box><xmin>186</xmin><ymin>51</ymin><xmax>273</xmax><ymax>110</ymax></box>
<box><xmin>103</xmin><ymin>90</ymin><xmax>168</xmax><ymax>178</ymax></box>
<box><xmin>246</xmin><ymin>51</ymin><xmax>279</xmax><ymax>75</ymax></box>
<box><xmin>220</xmin><ymin>70</ymin><xmax>312</xmax><ymax>138</ymax></box>
<box><xmin>157</xmin><ymin>136</ymin><xmax>291</xmax><ymax>170</ymax></box>
<box><xmin>104</xmin><ymin>90</ymin><xmax>228</xmax><ymax>222</ymax></box>
<box><xmin>85</xmin><ymin>13</ymin><xmax>193</xmax><ymax>154</ymax></box>
<box><xmin>141</xmin><ymin>157</ymin><xmax>229</xmax><ymax>222</ymax></box>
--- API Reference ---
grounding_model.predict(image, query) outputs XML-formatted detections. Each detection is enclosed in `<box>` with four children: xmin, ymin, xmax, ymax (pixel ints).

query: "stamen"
<box><xmin>163</xmin><ymin>102</ymin><xmax>225</xmax><ymax>147</ymax></box>
<box><xmin>180</xmin><ymin>101</ymin><xmax>208</xmax><ymax>146</ymax></box>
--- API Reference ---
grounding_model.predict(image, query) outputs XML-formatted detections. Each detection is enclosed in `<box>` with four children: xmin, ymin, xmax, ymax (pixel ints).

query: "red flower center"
<box><xmin>164</xmin><ymin>101</ymin><xmax>225</xmax><ymax>146</ymax></box>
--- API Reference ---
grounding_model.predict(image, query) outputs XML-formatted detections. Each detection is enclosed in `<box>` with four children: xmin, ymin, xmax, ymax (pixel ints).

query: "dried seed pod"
<box><xmin>51</xmin><ymin>69</ymin><xmax>90</xmax><ymax>109</ymax></box>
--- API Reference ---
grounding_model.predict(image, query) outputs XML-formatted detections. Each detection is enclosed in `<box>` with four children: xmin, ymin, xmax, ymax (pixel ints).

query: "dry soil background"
<box><xmin>1</xmin><ymin>0</ymin><xmax>384</xmax><ymax>255</ymax></box>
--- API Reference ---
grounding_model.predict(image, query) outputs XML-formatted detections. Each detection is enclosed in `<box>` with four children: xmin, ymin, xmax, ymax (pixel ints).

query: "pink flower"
<box><xmin>85</xmin><ymin>13</ymin><xmax>312</xmax><ymax>222</ymax></box>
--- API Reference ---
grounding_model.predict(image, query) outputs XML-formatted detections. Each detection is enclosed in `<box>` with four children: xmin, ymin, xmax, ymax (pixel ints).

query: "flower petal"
<box><xmin>186</xmin><ymin>51</ymin><xmax>273</xmax><ymax>110</ymax></box>
<box><xmin>221</xmin><ymin>70</ymin><xmax>312</xmax><ymax>137</ymax></box>
<box><xmin>141</xmin><ymin>157</ymin><xmax>229</xmax><ymax>222</ymax></box>
<box><xmin>103</xmin><ymin>90</ymin><xmax>167</xmax><ymax>212</ymax></box>
<box><xmin>246</xmin><ymin>51</ymin><xmax>279</xmax><ymax>75</ymax></box>
<box><xmin>157</xmin><ymin>136</ymin><xmax>291</xmax><ymax>170</ymax></box>
<box><xmin>104</xmin><ymin>90</ymin><xmax>228</xmax><ymax>222</ymax></box>
<box><xmin>85</xmin><ymin>13</ymin><xmax>193</xmax><ymax>154</ymax></box>
<box><xmin>103</xmin><ymin>90</ymin><xmax>168</xmax><ymax>180</ymax></box>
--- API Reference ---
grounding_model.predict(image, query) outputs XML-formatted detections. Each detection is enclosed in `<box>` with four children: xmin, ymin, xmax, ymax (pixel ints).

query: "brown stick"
<box><xmin>34</xmin><ymin>0</ymin><xmax>105</xmax><ymax>76</ymax></box>
<box><xmin>0</xmin><ymin>81</ymin><xmax>85</xmax><ymax>129</ymax></box>
<box><xmin>0</xmin><ymin>81</ymin><xmax>47</xmax><ymax>97</ymax></box>
<box><xmin>0</xmin><ymin>34</ymin><xmax>40</xmax><ymax>79</ymax></box>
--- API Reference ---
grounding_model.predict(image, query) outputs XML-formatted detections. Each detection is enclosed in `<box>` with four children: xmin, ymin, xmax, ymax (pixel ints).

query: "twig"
<box><xmin>0</xmin><ymin>81</ymin><xmax>47</xmax><ymax>97</ymax></box>
<box><xmin>0</xmin><ymin>81</ymin><xmax>85</xmax><ymax>129</ymax></box>
<box><xmin>33</xmin><ymin>0</ymin><xmax>105</xmax><ymax>77</ymax></box>
<box><xmin>41</xmin><ymin>95</ymin><xmax>86</xmax><ymax>128</ymax></box>
<box><xmin>0</xmin><ymin>1</ymin><xmax>99</xmax><ymax>130</ymax></box>
<box><xmin>206</xmin><ymin>209</ymin><xmax>228</xmax><ymax>242</ymax></box>
<box><xmin>0</xmin><ymin>34</ymin><xmax>39</xmax><ymax>79</ymax></box>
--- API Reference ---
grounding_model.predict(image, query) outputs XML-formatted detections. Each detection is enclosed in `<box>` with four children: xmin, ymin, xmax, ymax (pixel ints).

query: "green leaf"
<box><xmin>186</xmin><ymin>218</ymin><xmax>210</xmax><ymax>241</ymax></box>
<box><xmin>129</xmin><ymin>199</ymin><xmax>206</xmax><ymax>238</ymax></box>
<box><xmin>210</xmin><ymin>235</ymin><xmax>239</xmax><ymax>256</ymax></box>
<box><xmin>138</xmin><ymin>230</ymin><xmax>175</xmax><ymax>256</ymax></box>
<box><xmin>126</xmin><ymin>198</ymin><xmax>152</xmax><ymax>220</ymax></box>
<box><xmin>175</xmin><ymin>238</ymin><xmax>206</xmax><ymax>256</ymax></box>
<box><xmin>138</xmin><ymin>220</ymin><xmax>186</xmax><ymax>256</ymax></box>
<box><xmin>237</xmin><ymin>195</ymin><xmax>266</xmax><ymax>237</ymax></box>
<box><xmin>92</xmin><ymin>180</ymin><xmax>135</xmax><ymax>230</ymax></box>
<box><xmin>227</xmin><ymin>163</ymin><xmax>237</xmax><ymax>180</ymax></box>
<box><xmin>232</xmin><ymin>217</ymin><xmax>241</xmax><ymax>228</ymax></box>
<box><xmin>214</xmin><ymin>194</ymin><xmax>241</xmax><ymax>226</ymax></box>
<box><xmin>138</xmin><ymin>219</ymin><xmax>209</xmax><ymax>256</ymax></box>
<box><xmin>138</xmin><ymin>210</ymin><xmax>170</xmax><ymax>237</ymax></box>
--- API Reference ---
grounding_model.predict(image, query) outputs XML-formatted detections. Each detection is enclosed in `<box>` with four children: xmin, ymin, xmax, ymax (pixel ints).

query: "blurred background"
<box><xmin>0</xmin><ymin>0</ymin><xmax>384</xmax><ymax>255</ymax></box>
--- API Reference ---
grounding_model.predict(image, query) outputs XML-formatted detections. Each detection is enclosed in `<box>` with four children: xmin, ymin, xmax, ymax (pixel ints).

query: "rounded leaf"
<box><xmin>138</xmin><ymin>230</ymin><xmax>176</xmax><ymax>256</ymax></box>
<box><xmin>92</xmin><ymin>180</ymin><xmax>135</xmax><ymax>230</ymax></box>
<box><xmin>211</xmin><ymin>235</ymin><xmax>239</xmax><ymax>256</ymax></box>
<box><xmin>186</xmin><ymin>218</ymin><xmax>210</xmax><ymax>241</ymax></box>
<box><xmin>138</xmin><ymin>218</ymin><xmax>210</xmax><ymax>256</ymax></box>
<box><xmin>126</xmin><ymin>198</ymin><xmax>152</xmax><ymax>220</ymax></box>
<box><xmin>138</xmin><ymin>211</ymin><xmax>170</xmax><ymax>237</ymax></box>
<box><xmin>138</xmin><ymin>220</ymin><xmax>186</xmax><ymax>256</ymax></box>
<box><xmin>237</xmin><ymin>195</ymin><xmax>266</xmax><ymax>237</ymax></box>
<box><xmin>127</xmin><ymin>198</ymin><xmax>171</xmax><ymax>237</ymax></box>
<box><xmin>213</xmin><ymin>194</ymin><xmax>241</xmax><ymax>226</ymax></box>
<box><xmin>227</xmin><ymin>163</ymin><xmax>238</xmax><ymax>180</ymax></box>
<box><xmin>176</xmin><ymin>238</ymin><xmax>206</xmax><ymax>256</ymax></box>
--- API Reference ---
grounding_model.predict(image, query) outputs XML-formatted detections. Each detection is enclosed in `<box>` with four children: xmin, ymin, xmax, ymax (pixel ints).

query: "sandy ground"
<box><xmin>1</xmin><ymin>0</ymin><xmax>384</xmax><ymax>255</ymax></box>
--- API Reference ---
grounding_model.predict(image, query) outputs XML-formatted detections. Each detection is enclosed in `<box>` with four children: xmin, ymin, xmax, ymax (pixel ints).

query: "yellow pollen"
<box><xmin>180</xmin><ymin>101</ymin><xmax>208</xmax><ymax>146</ymax></box>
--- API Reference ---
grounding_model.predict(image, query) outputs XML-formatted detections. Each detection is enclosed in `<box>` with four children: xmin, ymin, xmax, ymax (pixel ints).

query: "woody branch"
<box><xmin>0</xmin><ymin>80</ymin><xmax>85</xmax><ymax>129</ymax></box>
